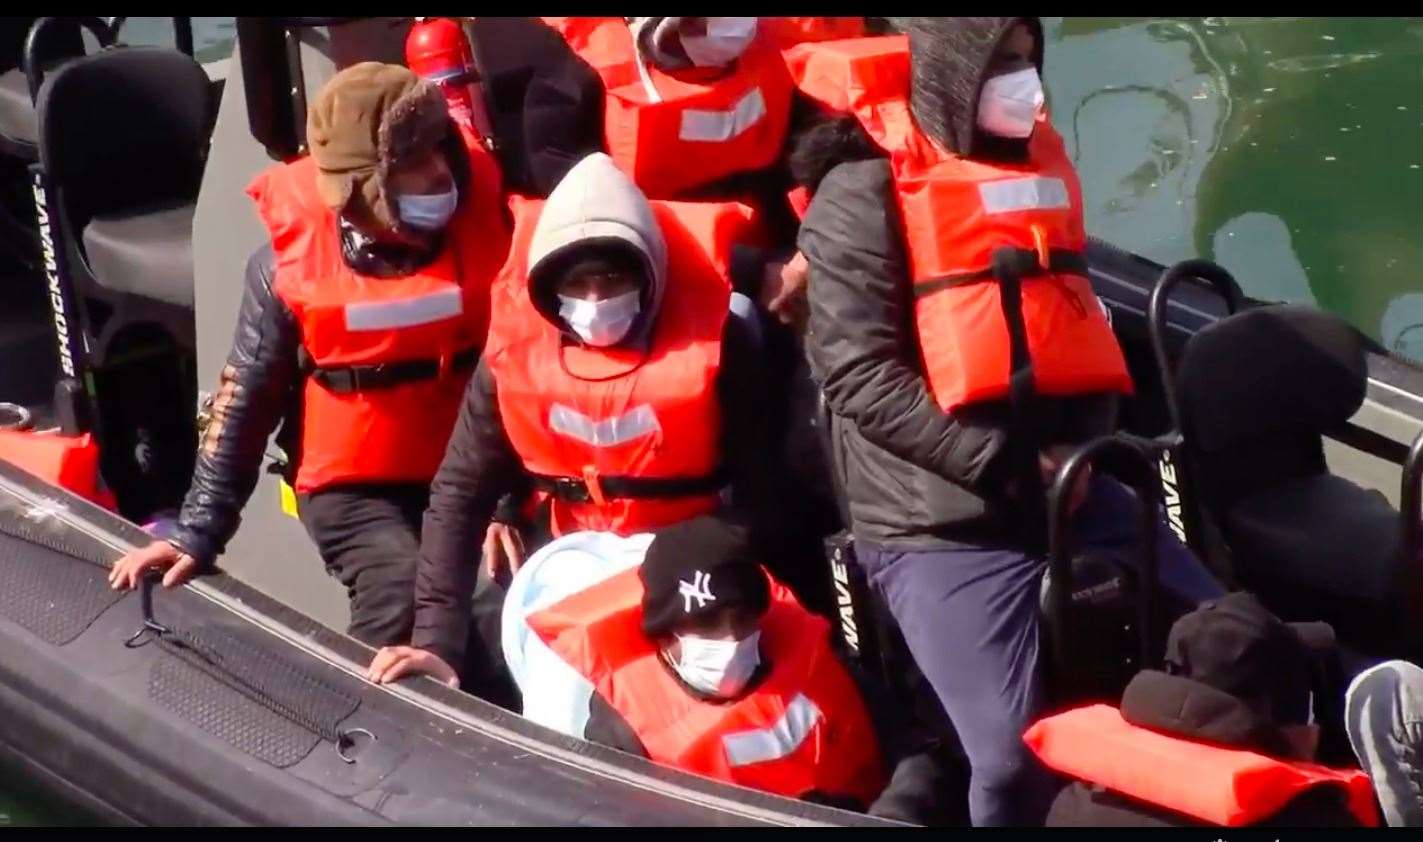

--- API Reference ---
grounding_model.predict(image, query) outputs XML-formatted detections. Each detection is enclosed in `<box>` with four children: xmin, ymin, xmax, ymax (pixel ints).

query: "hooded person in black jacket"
<box><xmin>470</xmin><ymin>17</ymin><xmax>846</xmax><ymax>615</ymax></box>
<box><xmin>363</xmin><ymin>153</ymin><xmax>775</xmax><ymax>693</ymax></box>
<box><xmin>790</xmin><ymin>17</ymin><xmax>1225</xmax><ymax>825</ymax></box>
<box><xmin>1041</xmin><ymin>592</ymin><xmax>1373</xmax><ymax>827</ymax></box>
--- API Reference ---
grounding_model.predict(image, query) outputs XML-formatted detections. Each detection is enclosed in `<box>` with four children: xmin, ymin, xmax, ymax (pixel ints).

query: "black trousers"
<box><xmin>298</xmin><ymin>482</ymin><xmax>428</xmax><ymax>648</ymax></box>
<box><xmin>298</xmin><ymin>482</ymin><xmax>522</xmax><ymax>709</ymax></box>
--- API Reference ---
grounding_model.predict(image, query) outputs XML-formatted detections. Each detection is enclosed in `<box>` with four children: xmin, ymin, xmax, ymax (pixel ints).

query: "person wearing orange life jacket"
<box><xmin>1031</xmin><ymin>592</ymin><xmax>1377</xmax><ymax>827</ymax></box>
<box><xmin>499</xmin><ymin>17</ymin><xmax>810</xmax><ymax>328</ymax></box>
<box><xmin>109</xmin><ymin>63</ymin><xmax>513</xmax><ymax>651</ymax></box>
<box><xmin>364</xmin><ymin>152</ymin><xmax>777</xmax><ymax>689</ymax></box>
<box><xmin>544</xmin><ymin>16</ymin><xmax>854</xmax><ymax>617</ymax></box>
<box><xmin>789</xmin><ymin>19</ymin><xmax>1226</xmax><ymax>825</ymax></box>
<box><xmin>524</xmin><ymin>514</ymin><xmax>887</xmax><ymax>810</ymax></box>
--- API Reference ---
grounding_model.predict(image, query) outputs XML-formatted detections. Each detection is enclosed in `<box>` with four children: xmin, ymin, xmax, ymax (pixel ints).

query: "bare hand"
<box><xmin>109</xmin><ymin>540</ymin><xmax>201</xmax><ymax>590</ymax></box>
<box><xmin>759</xmin><ymin>251</ymin><xmax>809</xmax><ymax>330</ymax></box>
<box><xmin>482</xmin><ymin>521</ymin><xmax>526</xmax><ymax>580</ymax></box>
<box><xmin>365</xmin><ymin>645</ymin><xmax>459</xmax><ymax>687</ymax></box>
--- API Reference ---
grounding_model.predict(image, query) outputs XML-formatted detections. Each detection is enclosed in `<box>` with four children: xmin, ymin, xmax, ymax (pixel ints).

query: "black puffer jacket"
<box><xmin>167</xmin><ymin>225</ymin><xmax>448</xmax><ymax>567</ymax></box>
<box><xmin>794</xmin><ymin>17</ymin><xmax>1117</xmax><ymax>549</ymax></box>
<box><xmin>1046</xmin><ymin>670</ymin><xmax>1365</xmax><ymax>827</ymax></box>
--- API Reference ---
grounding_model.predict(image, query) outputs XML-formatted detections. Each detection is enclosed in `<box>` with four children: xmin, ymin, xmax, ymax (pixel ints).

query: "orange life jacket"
<box><xmin>0</xmin><ymin>429</ymin><xmax>115</xmax><ymax>509</ymax></box>
<box><xmin>248</xmin><ymin>147</ymin><xmax>510</xmax><ymax>493</ymax></box>
<box><xmin>544</xmin><ymin>17</ymin><xmax>795</xmax><ymax>200</ymax></box>
<box><xmin>789</xmin><ymin>37</ymin><xmax>1133</xmax><ymax>410</ymax></box>
<box><xmin>483</xmin><ymin>193</ymin><xmax>758</xmax><ymax>536</ymax></box>
<box><xmin>1024</xmin><ymin>704</ymin><xmax>1381</xmax><ymax>827</ymax></box>
<box><xmin>760</xmin><ymin>16</ymin><xmax>868</xmax><ymax>50</ymax></box>
<box><xmin>528</xmin><ymin>565</ymin><xmax>886</xmax><ymax>804</ymax></box>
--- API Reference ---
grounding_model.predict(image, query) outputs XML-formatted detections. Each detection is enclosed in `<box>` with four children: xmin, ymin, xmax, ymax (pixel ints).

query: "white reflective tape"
<box><xmin>977</xmin><ymin>176</ymin><xmax>1070</xmax><ymax>215</ymax></box>
<box><xmin>343</xmin><ymin>287</ymin><xmax>463</xmax><ymax>332</ymax></box>
<box><xmin>548</xmin><ymin>404</ymin><xmax>660</xmax><ymax>448</ymax></box>
<box><xmin>721</xmin><ymin>693</ymin><xmax>823</xmax><ymax>768</ymax></box>
<box><xmin>678</xmin><ymin>88</ymin><xmax>767</xmax><ymax>143</ymax></box>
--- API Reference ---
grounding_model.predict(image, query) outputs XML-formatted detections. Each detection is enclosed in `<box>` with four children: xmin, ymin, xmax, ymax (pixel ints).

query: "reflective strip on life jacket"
<box><xmin>342</xmin><ymin>287</ymin><xmax>464</xmax><ymax>332</ymax></box>
<box><xmin>978</xmin><ymin>176</ymin><xmax>1071</xmax><ymax>215</ymax></box>
<box><xmin>722</xmin><ymin>692</ymin><xmax>824</xmax><ymax>767</ymax></box>
<box><xmin>549</xmin><ymin>404</ymin><xmax>661</xmax><ymax>448</ymax></box>
<box><xmin>678</xmin><ymin>88</ymin><xmax>768</xmax><ymax>142</ymax></box>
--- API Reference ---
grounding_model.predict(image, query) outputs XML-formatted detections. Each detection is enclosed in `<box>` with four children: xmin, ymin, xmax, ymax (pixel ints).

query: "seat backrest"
<box><xmin>1</xmin><ymin>17</ymin><xmax>85</xmax><ymax>75</ymax></box>
<box><xmin>1177</xmin><ymin>304</ymin><xmax>1367</xmax><ymax>509</ymax></box>
<box><xmin>37</xmin><ymin>45</ymin><xmax>212</xmax><ymax>233</ymax></box>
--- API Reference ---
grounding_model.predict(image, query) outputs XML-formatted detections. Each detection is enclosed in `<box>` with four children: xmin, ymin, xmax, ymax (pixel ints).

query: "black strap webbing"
<box><xmin>531</xmin><ymin>471</ymin><xmax>726</xmax><ymax>504</ymax></box>
<box><xmin>912</xmin><ymin>248</ymin><xmax>1088</xmax><ymax>299</ymax></box>
<box><xmin>310</xmin><ymin>346</ymin><xmax>478</xmax><ymax>393</ymax></box>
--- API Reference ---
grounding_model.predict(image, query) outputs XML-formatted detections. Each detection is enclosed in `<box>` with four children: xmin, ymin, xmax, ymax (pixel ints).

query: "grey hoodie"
<box><xmin>524</xmin><ymin>152</ymin><xmax>668</xmax><ymax>346</ymax></box>
<box><xmin>412</xmin><ymin>154</ymin><xmax>772</xmax><ymax>675</ymax></box>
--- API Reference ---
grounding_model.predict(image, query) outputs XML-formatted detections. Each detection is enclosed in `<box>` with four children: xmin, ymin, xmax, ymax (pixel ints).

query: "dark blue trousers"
<box><xmin>857</xmin><ymin>475</ymin><xmax>1225</xmax><ymax>826</ymax></box>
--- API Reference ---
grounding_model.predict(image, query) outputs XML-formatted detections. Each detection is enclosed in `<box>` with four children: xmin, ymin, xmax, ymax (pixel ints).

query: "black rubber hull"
<box><xmin>0</xmin><ymin>462</ymin><xmax>890</xmax><ymax>827</ymax></box>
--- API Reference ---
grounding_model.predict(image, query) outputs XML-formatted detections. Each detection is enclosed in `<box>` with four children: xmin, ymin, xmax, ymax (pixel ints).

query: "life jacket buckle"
<box><xmin>582</xmin><ymin>466</ymin><xmax>608</xmax><ymax>507</ymax></box>
<box><xmin>549</xmin><ymin>476</ymin><xmax>592</xmax><ymax>504</ymax></box>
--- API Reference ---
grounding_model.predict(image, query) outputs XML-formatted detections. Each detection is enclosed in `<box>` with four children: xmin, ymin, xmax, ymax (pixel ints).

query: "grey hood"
<box><xmin>526</xmin><ymin>152</ymin><xmax>667</xmax><ymax>342</ymax></box>
<box><xmin>906</xmin><ymin>16</ymin><xmax>1044</xmax><ymax>156</ymax></box>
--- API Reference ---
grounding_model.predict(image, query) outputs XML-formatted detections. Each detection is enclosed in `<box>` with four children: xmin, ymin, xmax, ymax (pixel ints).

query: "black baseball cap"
<box><xmin>639</xmin><ymin>515</ymin><xmax>771</xmax><ymax>638</ymax></box>
<box><xmin>1164</xmin><ymin>591</ymin><xmax>1335</xmax><ymax>726</ymax></box>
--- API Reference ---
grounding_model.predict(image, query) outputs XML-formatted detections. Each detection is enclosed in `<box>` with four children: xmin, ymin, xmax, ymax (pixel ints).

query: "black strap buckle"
<box><xmin>549</xmin><ymin>476</ymin><xmax>592</xmax><ymax>504</ymax></box>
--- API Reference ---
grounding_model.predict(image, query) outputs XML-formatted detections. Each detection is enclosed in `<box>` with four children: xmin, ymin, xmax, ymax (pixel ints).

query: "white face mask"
<box><xmin>557</xmin><ymin>289</ymin><xmax>641</xmax><ymax>347</ymax></box>
<box><xmin>670</xmin><ymin>630</ymin><xmax>761</xmax><ymax>697</ymax></box>
<box><xmin>680</xmin><ymin>17</ymin><xmax>758</xmax><ymax>68</ymax></box>
<box><xmin>395</xmin><ymin>186</ymin><xmax>459</xmax><ymax>231</ymax></box>
<box><xmin>976</xmin><ymin>66</ymin><xmax>1045</xmax><ymax>139</ymax></box>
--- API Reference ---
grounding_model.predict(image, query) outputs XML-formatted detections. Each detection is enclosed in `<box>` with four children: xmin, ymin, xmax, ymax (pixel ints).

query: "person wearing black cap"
<box><xmin>1029</xmin><ymin>592</ymin><xmax>1380</xmax><ymax>828</ymax></box>
<box><xmin>521</xmin><ymin>514</ymin><xmax>886</xmax><ymax>809</ymax></box>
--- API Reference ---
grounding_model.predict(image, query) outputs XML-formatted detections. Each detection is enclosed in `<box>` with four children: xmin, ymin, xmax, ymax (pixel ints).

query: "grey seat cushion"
<box><xmin>1225</xmin><ymin>472</ymin><xmax>1401</xmax><ymax>604</ymax></box>
<box><xmin>81</xmin><ymin>201</ymin><xmax>195</xmax><ymax>308</ymax></box>
<box><xmin>0</xmin><ymin>67</ymin><xmax>37</xmax><ymax>152</ymax></box>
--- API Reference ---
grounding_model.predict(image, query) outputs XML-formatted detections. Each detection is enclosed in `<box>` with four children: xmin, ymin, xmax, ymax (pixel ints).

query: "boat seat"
<box><xmin>37</xmin><ymin>44</ymin><xmax>211</xmax><ymax>356</ymax></box>
<box><xmin>0</xmin><ymin>67</ymin><xmax>36</xmax><ymax>157</ymax></box>
<box><xmin>1225</xmin><ymin>473</ymin><xmax>1400</xmax><ymax>604</ymax></box>
<box><xmin>81</xmin><ymin>201</ymin><xmax>196</xmax><ymax>308</ymax></box>
<box><xmin>1176</xmin><ymin>303</ymin><xmax>1407</xmax><ymax>652</ymax></box>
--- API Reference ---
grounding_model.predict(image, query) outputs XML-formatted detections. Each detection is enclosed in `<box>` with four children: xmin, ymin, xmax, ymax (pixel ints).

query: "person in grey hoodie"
<box><xmin>790</xmin><ymin>17</ymin><xmax>1225</xmax><ymax>825</ymax></box>
<box><xmin>365</xmin><ymin>152</ymin><xmax>774</xmax><ymax>690</ymax></box>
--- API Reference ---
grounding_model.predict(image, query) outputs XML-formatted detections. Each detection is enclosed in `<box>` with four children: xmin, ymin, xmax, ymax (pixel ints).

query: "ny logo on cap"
<box><xmin>679</xmin><ymin>570</ymin><xmax>717</xmax><ymax>613</ymax></box>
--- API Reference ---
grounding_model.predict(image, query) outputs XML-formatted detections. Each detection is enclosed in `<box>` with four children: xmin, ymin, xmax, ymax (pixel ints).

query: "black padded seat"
<box><xmin>0</xmin><ymin>67</ymin><xmax>36</xmax><ymax>155</ymax></box>
<box><xmin>81</xmin><ymin>201</ymin><xmax>195</xmax><ymax>308</ymax></box>
<box><xmin>1175</xmin><ymin>303</ymin><xmax>1407</xmax><ymax>653</ymax></box>
<box><xmin>1225</xmin><ymin>473</ymin><xmax>1400</xmax><ymax>604</ymax></box>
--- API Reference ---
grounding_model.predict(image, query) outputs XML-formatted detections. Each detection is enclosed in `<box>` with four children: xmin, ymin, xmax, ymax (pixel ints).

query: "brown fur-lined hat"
<box><xmin>306</xmin><ymin>61</ymin><xmax>451</xmax><ymax>235</ymax></box>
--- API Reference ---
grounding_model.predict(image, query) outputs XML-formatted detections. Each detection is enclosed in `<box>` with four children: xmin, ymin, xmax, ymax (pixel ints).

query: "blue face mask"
<box><xmin>395</xmin><ymin>186</ymin><xmax>459</xmax><ymax>232</ymax></box>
